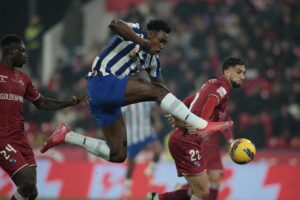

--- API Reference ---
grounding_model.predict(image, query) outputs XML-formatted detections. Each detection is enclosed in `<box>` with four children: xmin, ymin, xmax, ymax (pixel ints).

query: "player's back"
<box><xmin>192</xmin><ymin>76</ymin><xmax>232</xmax><ymax>122</ymax></box>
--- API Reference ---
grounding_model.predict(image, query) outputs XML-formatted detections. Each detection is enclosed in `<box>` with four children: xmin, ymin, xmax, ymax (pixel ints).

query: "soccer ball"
<box><xmin>229</xmin><ymin>138</ymin><xmax>256</xmax><ymax>164</ymax></box>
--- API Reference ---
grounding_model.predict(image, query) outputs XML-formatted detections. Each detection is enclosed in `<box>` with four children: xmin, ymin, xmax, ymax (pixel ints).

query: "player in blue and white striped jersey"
<box><xmin>121</xmin><ymin>102</ymin><xmax>163</xmax><ymax>196</ymax></box>
<box><xmin>41</xmin><ymin>19</ymin><xmax>233</xmax><ymax>164</ymax></box>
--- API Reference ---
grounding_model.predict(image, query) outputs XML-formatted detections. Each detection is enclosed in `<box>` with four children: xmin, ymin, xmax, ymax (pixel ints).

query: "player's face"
<box><xmin>10</xmin><ymin>42</ymin><xmax>28</xmax><ymax>68</ymax></box>
<box><xmin>225</xmin><ymin>65</ymin><xmax>246</xmax><ymax>88</ymax></box>
<box><xmin>148</xmin><ymin>31</ymin><xmax>168</xmax><ymax>54</ymax></box>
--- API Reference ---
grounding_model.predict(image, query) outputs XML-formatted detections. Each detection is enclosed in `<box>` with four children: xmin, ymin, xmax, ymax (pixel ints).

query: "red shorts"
<box><xmin>168</xmin><ymin>129</ymin><xmax>206</xmax><ymax>177</ymax></box>
<box><xmin>0</xmin><ymin>139</ymin><xmax>36</xmax><ymax>177</ymax></box>
<box><xmin>201</xmin><ymin>135</ymin><xmax>223</xmax><ymax>171</ymax></box>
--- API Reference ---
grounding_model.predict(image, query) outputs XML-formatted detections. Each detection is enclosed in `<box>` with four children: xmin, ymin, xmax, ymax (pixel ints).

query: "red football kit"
<box><xmin>168</xmin><ymin>76</ymin><xmax>233</xmax><ymax>176</ymax></box>
<box><xmin>0</xmin><ymin>64</ymin><xmax>40</xmax><ymax>177</ymax></box>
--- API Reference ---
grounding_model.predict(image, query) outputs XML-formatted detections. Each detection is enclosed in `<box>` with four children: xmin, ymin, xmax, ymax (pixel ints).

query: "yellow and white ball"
<box><xmin>229</xmin><ymin>138</ymin><xmax>256</xmax><ymax>164</ymax></box>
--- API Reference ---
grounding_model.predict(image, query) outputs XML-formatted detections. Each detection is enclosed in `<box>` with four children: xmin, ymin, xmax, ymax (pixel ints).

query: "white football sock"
<box><xmin>13</xmin><ymin>190</ymin><xmax>27</xmax><ymax>200</ymax></box>
<box><xmin>65</xmin><ymin>132</ymin><xmax>110</xmax><ymax>160</ymax></box>
<box><xmin>191</xmin><ymin>194</ymin><xmax>202</xmax><ymax>200</ymax></box>
<box><xmin>160</xmin><ymin>93</ymin><xmax>208</xmax><ymax>129</ymax></box>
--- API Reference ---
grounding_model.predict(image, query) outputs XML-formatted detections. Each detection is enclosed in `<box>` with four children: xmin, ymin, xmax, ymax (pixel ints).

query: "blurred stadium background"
<box><xmin>1</xmin><ymin>0</ymin><xmax>300</xmax><ymax>199</ymax></box>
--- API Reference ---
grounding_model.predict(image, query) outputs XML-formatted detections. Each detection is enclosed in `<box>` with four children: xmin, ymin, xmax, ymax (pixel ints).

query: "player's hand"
<box><xmin>165</xmin><ymin>114</ymin><xmax>187</xmax><ymax>128</ymax></box>
<box><xmin>71</xmin><ymin>95</ymin><xmax>88</xmax><ymax>106</ymax></box>
<box><xmin>165</xmin><ymin>114</ymin><xmax>176</xmax><ymax>127</ymax></box>
<box><xmin>185</xmin><ymin>124</ymin><xmax>197</xmax><ymax>134</ymax></box>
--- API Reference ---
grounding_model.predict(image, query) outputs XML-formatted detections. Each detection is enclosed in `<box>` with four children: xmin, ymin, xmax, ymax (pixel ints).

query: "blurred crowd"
<box><xmin>23</xmin><ymin>0</ymin><xmax>300</xmax><ymax>150</ymax></box>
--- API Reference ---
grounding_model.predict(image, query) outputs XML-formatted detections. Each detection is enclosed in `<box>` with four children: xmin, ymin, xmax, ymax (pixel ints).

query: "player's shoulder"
<box><xmin>16</xmin><ymin>70</ymin><xmax>32</xmax><ymax>83</ymax></box>
<box><xmin>205</xmin><ymin>78</ymin><xmax>229</xmax><ymax>98</ymax></box>
<box><xmin>205</xmin><ymin>78</ymin><xmax>223</xmax><ymax>88</ymax></box>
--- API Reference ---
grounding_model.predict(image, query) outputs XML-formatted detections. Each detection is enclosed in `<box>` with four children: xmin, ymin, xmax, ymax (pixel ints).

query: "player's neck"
<box><xmin>0</xmin><ymin>58</ymin><xmax>15</xmax><ymax>70</ymax></box>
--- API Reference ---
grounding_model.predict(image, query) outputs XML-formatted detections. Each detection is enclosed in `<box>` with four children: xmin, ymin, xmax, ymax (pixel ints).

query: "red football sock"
<box><xmin>159</xmin><ymin>188</ymin><xmax>190</xmax><ymax>200</ymax></box>
<box><xmin>209</xmin><ymin>188</ymin><xmax>219</xmax><ymax>200</ymax></box>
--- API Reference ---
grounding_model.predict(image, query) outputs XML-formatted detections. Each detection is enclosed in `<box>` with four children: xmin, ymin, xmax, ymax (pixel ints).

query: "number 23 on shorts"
<box><xmin>189</xmin><ymin>149</ymin><xmax>201</xmax><ymax>161</ymax></box>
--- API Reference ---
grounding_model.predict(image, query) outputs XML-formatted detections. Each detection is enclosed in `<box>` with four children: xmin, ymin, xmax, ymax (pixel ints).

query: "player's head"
<box><xmin>146</xmin><ymin>19</ymin><xmax>171</xmax><ymax>54</ymax></box>
<box><xmin>1</xmin><ymin>34</ymin><xmax>27</xmax><ymax>68</ymax></box>
<box><xmin>222</xmin><ymin>57</ymin><xmax>246</xmax><ymax>88</ymax></box>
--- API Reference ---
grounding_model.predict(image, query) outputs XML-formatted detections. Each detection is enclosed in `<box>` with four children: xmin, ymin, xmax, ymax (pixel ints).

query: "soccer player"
<box><xmin>147</xmin><ymin>57</ymin><xmax>247</xmax><ymax>200</ymax></box>
<box><xmin>122</xmin><ymin>101</ymin><xmax>163</xmax><ymax>197</ymax></box>
<box><xmin>0</xmin><ymin>35</ymin><xmax>85</xmax><ymax>200</ymax></box>
<box><xmin>40</xmin><ymin>19</ymin><xmax>232</xmax><ymax>163</ymax></box>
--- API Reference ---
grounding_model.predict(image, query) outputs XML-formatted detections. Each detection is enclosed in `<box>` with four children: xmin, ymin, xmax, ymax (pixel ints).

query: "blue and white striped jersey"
<box><xmin>89</xmin><ymin>22</ymin><xmax>161</xmax><ymax>79</ymax></box>
<box><xmin>122</xmin><ymin>102</ymin><xmax>156</xmax><ymax>146</ymax></box>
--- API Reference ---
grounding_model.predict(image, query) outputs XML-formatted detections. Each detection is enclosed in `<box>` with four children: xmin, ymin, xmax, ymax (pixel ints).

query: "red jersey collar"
<box><xmin>218</xmin><ymin>75</ymin><xmax>232</xmax><ymax>89</ymax></box>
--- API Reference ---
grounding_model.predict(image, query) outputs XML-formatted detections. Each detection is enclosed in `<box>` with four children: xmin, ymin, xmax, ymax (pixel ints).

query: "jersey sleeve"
<box><xmin>24</xmin><ymin>76</ymin><xmax>40</xmax><ymax>102</ymax></box>
<box><xmin>207</xmin><ymin>84</ymin><xmax>229</xmax><ymax>104</ymax></box>
<box><xmin>149</xmin><ymin>55</ymin><xmax>161</xmax><ymax>78</ymax></box>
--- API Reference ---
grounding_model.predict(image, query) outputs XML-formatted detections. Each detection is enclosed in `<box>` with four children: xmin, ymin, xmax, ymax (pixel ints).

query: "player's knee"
<box><xmin>29</xmin><ymin>188</ymin><xmax>38</xmax><ymax>200</ymax></box>
<box><xmin>110</xmin><ymin>148</ymin><xmax>127</xmax><ymax>163</ymax></box>
<box><xmin>19</xmin><ymin>180</ymin><xmax>36</xmax><ymax>197</ymax></box>
<box><xmin>152</xmin><ymin>84</ymin><xmax>168</xmax><ymax>100</ymax></box>
<box><xmin>113</xmin><ymin>152</ymin><xmax>127</xmax><ymax>163</ymax></box>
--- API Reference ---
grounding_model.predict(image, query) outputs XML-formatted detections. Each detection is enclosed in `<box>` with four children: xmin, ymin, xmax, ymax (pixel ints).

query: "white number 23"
<box><xmin>189</xmin><ymin>149</ymin><xmax>201</xmax><ymax>161</ymax></box>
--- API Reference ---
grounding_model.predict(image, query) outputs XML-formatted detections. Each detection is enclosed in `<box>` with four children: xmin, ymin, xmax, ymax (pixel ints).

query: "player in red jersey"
<box><xmin>0</xmin><ymin>35</ymin><xmax>85</xmax><ymax>200</ymax></box>
<box><xmin>147</xmin><ymin>57</ymin><xmax>246</xmax><ymax>200</ymax></box>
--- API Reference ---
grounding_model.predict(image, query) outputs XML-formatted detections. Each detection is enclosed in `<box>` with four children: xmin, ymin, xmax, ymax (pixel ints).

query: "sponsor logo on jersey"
<box><xmin>18</xmin><ymin>80</ymin><xmax>25</xmax><ymax>86</ymax></box>
<box><xmin>0</xmin><ymin>93</ymin><xmax>23</xmax><ymax>103</ymax></box>
<box><xmin>216</xmin><ymin>86</ymin><xmax>227</xmax><ymax>98</ymax></box>
<box><xmin>0</xmin><ymin>75</ymin><xmax>8</xmax><ymax>83</ymax></box>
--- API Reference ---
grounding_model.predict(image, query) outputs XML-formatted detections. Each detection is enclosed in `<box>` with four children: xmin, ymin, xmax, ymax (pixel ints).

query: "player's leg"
<box><xmin>40</xmin><ymin>115</ymin><xmax>127</xmax><ymax>163</ymax></box>
<box><xmin>125</xmin><ymin>76</ymin><xmax>207</xmax><ymax>129</ymax></box>
<box><xmin>125</xmin><ymin>76</ymin><xmax>233</xmax><ymax>132</ymax></box>
<box><xmin>208</xmin><ymin>170</ymin><xmax>223</xmax><ymax>200</ymax></box>
<box><xmin>123</xmin><ymin>158</ymin><xmax>135</xmax><ymax>196</ymax></box>
<box><xmin>0</xmin><ymin>142</ymin><xmax>38</xmax><ymax>200</ymax></box>
<box><xmin>185</xmin><ymin>173</ymin><xmax>209</xmax><ymax>200</ymax></box>
<box><xmin>144</xmin><ymin>139</ymin><xmax>163</xmax><ymax>176</ymax></box>
<box><xmin>202</xmin><ymin>140</ymin><xmax>223</xmax><ymax>200</ymax></box>
<box><xmin>41</xmin><ymin>74</ymin><xmax>129</xmax><ymax>162</ymax></box>
<box><xmin>11</xmin><ymin>166</ymin><xmax>37</xmax><ymax>200</ymax></box>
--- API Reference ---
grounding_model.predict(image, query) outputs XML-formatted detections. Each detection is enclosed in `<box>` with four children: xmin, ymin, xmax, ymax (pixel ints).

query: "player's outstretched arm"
<box><xmin>109</xmin><ymin>19</ymin><xmax>152</xmax><ymax>52</ymax></box>
<box><xmin>32</xmin><ymin>95</ymin><xmax>87</xmax><ymax>110</ymax></box>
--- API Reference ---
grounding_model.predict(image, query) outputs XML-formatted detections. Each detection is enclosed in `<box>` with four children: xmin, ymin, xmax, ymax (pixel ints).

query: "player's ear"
<box><xmin>147</xmin><ymin>31</ymin><xmax>154</xmax><ymax>39</ymax></box>
<box><xmin>7</xmin><ymin>47</ymin><xmax>15</xmax><ymax>56</ymax></box>
<box><xmin>224</xmin><ymin>69</ymin><xmax>230</xmax><ymax>78</ymax></box>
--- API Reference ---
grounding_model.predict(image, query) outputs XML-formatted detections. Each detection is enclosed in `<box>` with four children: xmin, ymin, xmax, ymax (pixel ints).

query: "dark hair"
<box><xmin>222</xmin><ymin>57</ymin><xmax>246</xmax><ymax>72</ymax></box>
<box><xmin>1</xmin><ymin>34</ymin><xmax>22</xmax><ymax>54</ymax></box>
<box><xmin>146</xmin><ymin>19</ymin><xmax>171</xmax><ymax>33</ymax></box>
